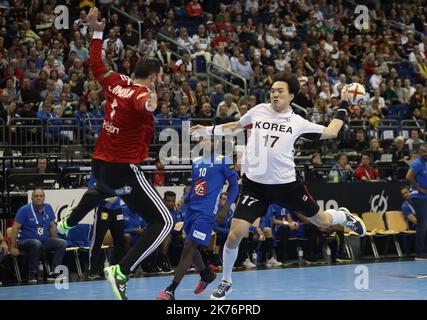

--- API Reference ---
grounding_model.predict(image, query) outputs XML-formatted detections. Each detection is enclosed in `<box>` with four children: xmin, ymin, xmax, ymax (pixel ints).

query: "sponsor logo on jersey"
<box><xmin>194</xmin><ymin>180</ymin><xmax>206</xmax><ymax>196</ymax></box>
<box><xmin>193</xmin><ymin>230</ymin><xmax>206</xmax><ymax>241</ymax></box>
<box><xmin>254</xmin><ymin>121</ymin><xmax>293</xmax><ymax>134</ymax></box>
<box><xmin>103</xmin><ymin>120</ymin><xmax>120</xmax><ymax>135</ymax></box>
<box><xmin>101</xmin><ymin>212</ymin><xmax>109</xmax><ymax>220</ymax></box>
<box><xmin>104</xmin><ymin>70</ymin><xmax>113</xmax><ymax>78</ymax></box>
<box><xmin>108</xmin><ymin>85</ymin><xmax>135</xmax><ymax>99</ymax></box>
<box><xmin>114</xmin><ymin>185</ymin><xmax>132</xmax><ymax>195</ymax></box>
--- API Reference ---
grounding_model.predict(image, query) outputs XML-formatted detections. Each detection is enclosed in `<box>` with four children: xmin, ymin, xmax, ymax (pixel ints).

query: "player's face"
<box><xmin>164</xmin><ymin>196</ymin><xmax>176</xmax><ymax>211</ymax></box>
<box><xmin>401</xmin><ymin>188</ymin><xmax>410</xmax><ymax>200</ymax></box>
<box><xmin>270</xmin><ymin>81</ymin><xmax>294</xmax><ymax>112</ymax></box>
<box><xmin>420</xmin><ymin>148</ymin><xmax>427</xmax><ymax>160</ymax></box>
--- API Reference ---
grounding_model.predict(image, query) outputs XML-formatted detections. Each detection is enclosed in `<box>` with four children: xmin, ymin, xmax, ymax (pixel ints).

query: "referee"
<box><xmin>88</xmin><ymin>176</ymin><xmax>126</xmax><ymax>280</ymax></box>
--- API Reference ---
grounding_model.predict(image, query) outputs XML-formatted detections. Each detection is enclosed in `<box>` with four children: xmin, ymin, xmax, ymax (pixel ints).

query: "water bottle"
<box><xmin>252</xmin><ymin>251</ymin><xmax>257</xmax><ymax>264</ymax></box>
<box><xmin>330</xmin><ymin>170</ymin><xmax>339</xmax><ymax>183</ymax></box>
<box><xmin>297</xmin><ymin>247</ymin><xmax>304</xmax><ymax>267</ymax></box>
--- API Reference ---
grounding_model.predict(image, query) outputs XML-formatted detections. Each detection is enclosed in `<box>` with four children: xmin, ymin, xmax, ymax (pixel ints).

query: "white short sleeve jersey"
<box><xmin>239</xmin><ymin>103</ymin><xmax>325</xmax><ymax>184</ymax></box>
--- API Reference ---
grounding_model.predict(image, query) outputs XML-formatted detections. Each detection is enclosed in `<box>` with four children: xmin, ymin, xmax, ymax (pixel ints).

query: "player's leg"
<box><xmin>156</xmin><ymin>238</ymin><xmax>198</xmax><ymax>300</ymax></box>
<box><xmin>103</xmin><ymin>164</ymin><xmax>173</xmax><ymax>300</ymax></box>
<box><xmin>157</xmin><ymin>212</ymin><xmax>215</xmax><ymax>300</ymax></box>
<box><xmin>283</xmin><ymin>182</ymin><xmax>366</xmax><ymax>236</ymax></box>
<box><xmin>58</xmin><ymin>160</ymin><xmax>114</xmax><ymax>234</ymax></box>
<box><xmin>192</xmin><ymin>248</ymin><xmax>216</xmax><ymax>295</ymax></box>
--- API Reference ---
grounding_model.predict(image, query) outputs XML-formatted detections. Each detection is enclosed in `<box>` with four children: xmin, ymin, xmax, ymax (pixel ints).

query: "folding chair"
<box><xmin>385</xmin><ymin>211</ymin><xmax>416</xmax><ymax>255</ymax></box>
<box><xmin>362</xmin><ymin>212</ymin><xmax>402</xmax><ymax>258</ymax></box>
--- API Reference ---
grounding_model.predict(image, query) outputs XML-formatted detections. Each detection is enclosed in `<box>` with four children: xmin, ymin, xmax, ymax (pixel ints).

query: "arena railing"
<box><xmin>8</xmin><ymin>118</ymin><xmax>44</xmax><ymax>155</ymax></box>
<box><xmin>206</xmin><ymin>62</ymin><xmax>248</xmax><ymax>97</ymax></box>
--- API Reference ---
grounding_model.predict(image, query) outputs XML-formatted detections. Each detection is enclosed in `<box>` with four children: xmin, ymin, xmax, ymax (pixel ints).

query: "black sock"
<box><xmin>166</xmin><ymin>280</ymin><xmax>180</xmax><ymax>294</ymax></box>
<box><xmin>200</xmin><ymin>267</ymin><xmax>212</xmax><ymax>281</ymax></box>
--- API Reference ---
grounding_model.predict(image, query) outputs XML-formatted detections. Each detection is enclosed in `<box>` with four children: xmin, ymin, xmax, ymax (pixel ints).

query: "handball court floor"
<box><xmin>0</xmin><ymin>261</ymin><xmax>426</xmax><ymax>300</ymax></box>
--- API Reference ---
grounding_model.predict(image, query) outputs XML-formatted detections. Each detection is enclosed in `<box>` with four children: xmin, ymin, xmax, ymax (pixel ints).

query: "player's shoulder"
<box><xmin>250</xmin><ymin>103</ymin><xmax>271</xmax><ymax>114</ymax></box>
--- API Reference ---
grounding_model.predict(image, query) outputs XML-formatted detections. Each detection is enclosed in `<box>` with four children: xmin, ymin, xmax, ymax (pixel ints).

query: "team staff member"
<box><xmin>10</xmin><ymin>188</ymin><xmax>67</xmax><ymax>284</ymax></box>
<box><xmin>87</xmin><ymin>176</ymin><xmax>126</xmax><ymax>280</ymax></box>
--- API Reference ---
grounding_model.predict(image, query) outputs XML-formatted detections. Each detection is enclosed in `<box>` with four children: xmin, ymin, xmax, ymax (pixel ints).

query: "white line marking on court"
<box><xmin>338</xmin><ymin>289</ymin><xmax>351</xmax><ymax>291</ymax></box>
<box><xmin>316</xmin><ymin>289</ymin><xmax>329</xmax><ymax>291</ymax></box>
<box><xmin>272</xmin><ymin>289</ymin><xmax>284</xmax><ymax>291</ymax></box>
<box><xmin>292</xmin><ymin>288</ymin><xmax>305</xmax><ymax>291</ymax></box>
<box><xmin>383</xmin><ymin>290</ymin><xmax>397</xmax><ymax>292</ymax></box>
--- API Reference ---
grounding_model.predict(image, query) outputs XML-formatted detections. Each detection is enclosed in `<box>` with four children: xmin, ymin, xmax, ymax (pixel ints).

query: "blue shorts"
<box><xmin>183</xmin><ymin>208</ymin><xmax>215</xmax><ymax>246</ymax></box>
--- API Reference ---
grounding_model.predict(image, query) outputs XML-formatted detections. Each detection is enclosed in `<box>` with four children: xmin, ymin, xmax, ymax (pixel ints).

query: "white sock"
<box><xmin>222</xmin><ymin>245</ymin><xmax>238</xmax><ymax>284</ymax></box>
<box><xmin>327</xmin><ymin>209</ymin><xmax>347</xmax><ymax>225</ymax></box>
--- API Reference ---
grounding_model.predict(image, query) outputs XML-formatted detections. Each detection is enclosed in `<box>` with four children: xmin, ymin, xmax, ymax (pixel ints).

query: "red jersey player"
<box><xmin>57</xmin><ymin>7</ymin><xmax>173</xmax><ymax>300</ymax></box>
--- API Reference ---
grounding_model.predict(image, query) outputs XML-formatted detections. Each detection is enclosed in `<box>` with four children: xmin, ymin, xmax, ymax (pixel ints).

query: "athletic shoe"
<box><xmin>28</xmin><ymin>273</ymin><xmax>38</xmax><ymax>284</ymax></box>
<box><xmin>194</xmin><ymin>271</ymin><xmax>216</xmax><ymax>295</ymax></box>
<box><xmin>242</xmin><ymin>258</ymin><xmax>256</xmax><ymax>269</ymax></box>
<box><xmin>57</xmin><ymin>207</ymin><xmax>75</xmax><ymax>235</ymax></box>
<box><xmin>159</xmin><ymin>263</ymin><xmax>174</xmax><ymax>274</ymax></box>
<box><xmin>210</xmin><ymin>280</ymin><xmax>232</xmax><ymax>300</ymax></box>
<box><xmin>339</xmin><ymin>207</ymin><xmax>366</xmax><ymax>237</ymax></box>
<box><xmin>415</xmin><ymin>256</ymin><xmax>427</xmax><ymax>261</ymax></box>
<box><xmin>266</xmin><ymin>257</ymin><xmax>282</xmax><ymax>267</ymax></box>
<box><xmin>104</xmin><ymin>265</ymin><xmax>129</xmax><ymax>300</ymax></box>
<box><xmin>87</xmin><ymin>273</ymin><xmax>103</xmax><ymax>280</ymax></box>
<box><xmin>47</xmin><ymin>272</ymin><xmax>66</xmax><ymax>282</ymax></box>
<box><xmin>156</xmin><ymin>290</ymin><xmax>175</xmax><ymax>300</ymax></box>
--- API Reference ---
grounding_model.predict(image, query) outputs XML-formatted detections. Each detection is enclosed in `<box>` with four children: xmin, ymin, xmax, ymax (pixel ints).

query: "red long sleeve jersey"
<box><xmin>90</xmin><ymin>38</ymin><xmax>154</xmax><ymax>163</ymax></box>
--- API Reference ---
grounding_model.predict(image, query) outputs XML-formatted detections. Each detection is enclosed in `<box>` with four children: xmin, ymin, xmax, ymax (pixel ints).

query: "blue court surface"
<box><xmin>0</xmin><ymin>261</ymin><xmax>426</xmax><ymax>300</ymax></box>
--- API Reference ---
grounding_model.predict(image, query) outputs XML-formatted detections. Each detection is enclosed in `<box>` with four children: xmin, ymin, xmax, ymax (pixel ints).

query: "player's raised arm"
<box><xmin>320</xmin><ymin>88</ymin><xmax>350</xmax><ymax>140</ymax></box>
<box><xmin>87</xmin><ymin>7</ymin><xmax>108</xmax><ymax>83</ymax></box>
<box><xmin>190</xmin><ymin>120</ymin><xmax>245</xmax><ymax>137</ymax></box>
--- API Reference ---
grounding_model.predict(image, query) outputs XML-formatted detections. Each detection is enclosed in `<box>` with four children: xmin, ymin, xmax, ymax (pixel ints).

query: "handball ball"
<box><xmin>342</xmin><ymin>83</ymin><xmax>366</xmax><ymax>105</ymax></box>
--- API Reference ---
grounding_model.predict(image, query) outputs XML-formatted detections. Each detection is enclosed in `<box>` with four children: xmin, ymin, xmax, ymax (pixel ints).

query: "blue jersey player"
<box><xmin>157</xmin><ymin>136</ymin><xmax>239</xmax><ymax>300</ymax></box>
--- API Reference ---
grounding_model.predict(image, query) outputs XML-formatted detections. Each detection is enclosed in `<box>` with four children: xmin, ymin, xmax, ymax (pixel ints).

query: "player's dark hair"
<box><xmin>164</xmin><ymin>191</ymin><xmax>176</xmax><ymax>199</ymax></box>
<box><xmin>400</xmin><ymin>185</ymin><xmax>410</xmax><ymax>191</ymax></box>
<box><xmin>134</xmin><ymin>59</ymin><xmax>160</xmax><ymax>79</ymax></box>
<box><xmin>272</xmin><ymin>72</ymin><xmax>300</xmax><ymax>96</ymax></box>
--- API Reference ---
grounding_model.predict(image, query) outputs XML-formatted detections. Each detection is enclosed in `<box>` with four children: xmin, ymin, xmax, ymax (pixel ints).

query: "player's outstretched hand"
<box><xmin>87</xmin><ymin>7</ymin><xmax>106</xmax><ymax>32</ymax></box>
<box><xmin>190</xmin><ymin>124</ymin><xmax>207</xmax><ymax>136</ymax></box>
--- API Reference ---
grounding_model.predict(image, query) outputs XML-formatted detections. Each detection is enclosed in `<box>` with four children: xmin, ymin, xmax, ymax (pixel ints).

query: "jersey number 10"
<box><xmin>198</xmin><ymin>168</ymin><xmax>207</xmax><ymax>177</ymax></box>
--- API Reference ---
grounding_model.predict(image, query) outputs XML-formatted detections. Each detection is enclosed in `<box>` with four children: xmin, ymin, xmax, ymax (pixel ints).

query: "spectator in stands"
<box><xmin>406</xmin><ymin>144</ymin><xmax>427</xmax><ymax>260</ymax></box>
<box><xmin>20</xmin><ymin>78</ymin><xmax>41</xmax><ymax>105</ymax></box>
<box><xmin>328</xmin><ymin>152</ymin><xmax>353</xmax><ymax>183</ymax></box>
<box><xmin>401</xmin><ymin>185</ymin><xmax>417</xmax><ymax>231</ymax></box>
<box><xmin>40</xmin><ymin>79</ymin><xmax>60</xmax><ymax>105</ymax></box>
<box><xmin>156</xmin><ymin>42</ymin><xmax>173</xmax><ymax>74</ymax></box>
<box><xmin>367</xmin><ymin>138</ymin><xmax>384</xmax><ymax>163</ymax></box>
<box><xmin>392</xmin><ymin>136</ymin><xmax>411</xmax><ymax>162</ymax></box>
<box><xmin>43</xmin><ymin>54</ymin><xmax>65</xmax><ymax>80</ymax></box>
<box><xmin>138</xmin><ymin>30</ymin><xmax>158</xmax><ymax>59</ymax></box>
<box><xmin>406</xmin><ymin>129</ymin><xmax>425</xmax><ymax>151</ymax></box>
<box><xmin>214</xmin><ymin>104</ymin><xmax>235</xmax><ymax>125</ymax></box>
<box><xmin>212</xmin><ymin>45</ymin><xmax>231</xmax><ymax>77</ymax></box>
<box><xmin>9</xmin><ymin>187</ymin><xmax>66</xmax><ymax>284</ymax></box>
<box><xmin>216</xmin><ymin>93</ymin><xmax>240</xmax><ymax>119</ymax></box>
<box><xmin>75</xmin><ymin>102</ymin><xmax>95</xmax><ymax>145</ymax></box>
<box><xmin>158</xmin><ymin>18</ymin><xmax>177</xmax><ymax>40</ymax></box>
<box><xmin>353</xmin><ymin>129</ymin><xmax>369</xmax><ymax>152</ymax></box>
<box><xmin>174</xmin><ymin>52</ymin><xmax>193</xmax><ymax>77</ymax></box>
<box><xmin>209</xmin><ymin>83</ymin><xmax>224</xmax><ymax>111</ymax></box>
<box><xmin>68</xmin><ymin>71</ymin><xmax>85</xmax><ymax>97</ymax></box>
<box><xmin>232</xmin><ymin>53</ymin><xmax>253</xmax><ymax>82</ymax></box>
<box><xmin>70</xmin><ymin>39</ymin><xmax>89</xmax><ymax>63</ymax></box>
<box><xmin>355</xmin><ymin>152</ymin><xmax>379</xmax><ymax>181</ymax></box>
